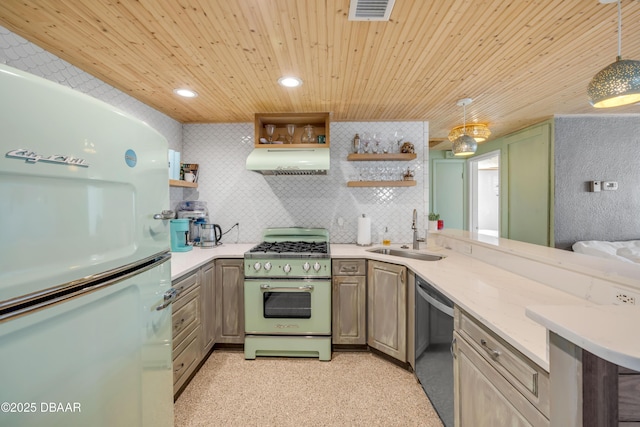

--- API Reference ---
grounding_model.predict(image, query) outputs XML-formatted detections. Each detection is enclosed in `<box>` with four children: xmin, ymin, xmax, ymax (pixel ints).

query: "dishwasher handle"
<box><xmin>416</xmin><ymin>285</ymin><xmax>454</xmax><ymax>317</ymax></box>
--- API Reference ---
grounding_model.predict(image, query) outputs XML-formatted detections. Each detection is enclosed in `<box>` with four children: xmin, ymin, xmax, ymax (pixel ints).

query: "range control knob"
<box><xmin>253</xmin><ymin>262</ymin><xmax>262</xmax><ymax>271</ymax></box>
<box><xmin>313</xmin><ymin>262</ymin><xmax>321</xmax><ymax>272</ymax></box>
<box><xmin>283</xmin><ymin>264</ymin><xmax>292</xmax><ymax>273</ymax></box>
<box><xmin>303</xmin><ymin>262</ymin><xmax>311</xmax><ymax>272</ymax></box>
<box><xmin>264</xmin><ymin>262</ymin><xmax>272</xmax><ymax>271</ymax></box>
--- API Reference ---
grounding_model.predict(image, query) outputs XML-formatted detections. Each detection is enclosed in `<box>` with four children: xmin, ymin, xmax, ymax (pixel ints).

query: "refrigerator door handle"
<box><xmin>153</xmin><ymin>210</ymin><xmax>175</xmax><ymax>220</ymax></box>
<box><xmin>155</xmin><ymin>288</ymin><xmax>178</xmax><ymax>311</ymax></box>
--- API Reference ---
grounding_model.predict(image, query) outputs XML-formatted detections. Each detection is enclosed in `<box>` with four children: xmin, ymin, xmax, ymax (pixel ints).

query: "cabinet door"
<box><xmin>332</xmin><ymin>275</ymin><xmax>366</xmax><ymax>345</ymax></box>
<box><xmin>214</xmin><ymin>259</ymin><xmax>245</xmax><ymax>344</ymax></box>
<box><xmin>367</xmin><ymin>260</ymin><xmax>407</xmax><ymax>362</ymax></box>
<box><xmin>200</xmin><ymin>262</ymin><xmax>215</xmax><ymax>355</ymax></box>
<box><xmin>453</xmin><ymin>332</ymin><xmax>548</xmax><ymax>427</ymax></box>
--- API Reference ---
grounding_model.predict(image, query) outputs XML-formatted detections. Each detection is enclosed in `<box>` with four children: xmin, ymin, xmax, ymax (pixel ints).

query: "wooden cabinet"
<box><xmin>367</xmin><ymin>260</ymin><xmax>407</xmax><ymax>362</ymax></box>
<box><xmin>171</xmin><ymin>271</ymin><xmax>202</xmax><ymax>394</ymax></box>
<box><xmin>453</xmin><ymin>308</ymin><xmax>550</xmax><ymax>426</ymax></box>
<box><xmin>200</xmin><ymin>262</ymin><xmax>215</xmax><ymax>355</ymax></box>
<box><xmin>254</xmin><ymin>112</ymin><xmax>330</xmax><ymax>148</ymax></box>
<box><xmin>332</xmin><ymin>259</ymin><xmax>367</xmax><ymax>345</ymax></box>
<box><xmin>214</xmin><ymin>259</ymin><xmax>245</xmax><ymax>344</ymax></box>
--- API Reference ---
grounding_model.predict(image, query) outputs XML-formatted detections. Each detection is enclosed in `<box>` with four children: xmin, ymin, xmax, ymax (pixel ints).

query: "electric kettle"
<box><xmin>199</xmin><ymin>223</ymin><xmax>222</xmax><ymax>248</ymax></box>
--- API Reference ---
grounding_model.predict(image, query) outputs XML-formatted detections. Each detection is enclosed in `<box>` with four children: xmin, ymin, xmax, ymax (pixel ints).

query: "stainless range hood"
<box><xmin>246</xmin><ymin>148</ymin><xmax>330</xmax><ymax>175</ymax></box>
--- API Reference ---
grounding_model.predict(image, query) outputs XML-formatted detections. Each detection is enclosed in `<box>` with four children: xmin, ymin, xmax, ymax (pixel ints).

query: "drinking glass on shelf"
<box><xmin>393</xmin><ymin>130</ymin><xmax>404</xmax><ymax>153</ymax></box>
<box><xmin>361</xmin><ymin>132</ymin><xmax>371</xmax><ymax>153</ymax></box>
<box><xmin>265</xmin><ymin>124</ymin><xmax>276</xmax><ymax>143</ymax></box>
<box><xmin>286</xmin><ymin>124</ymin><xmax>296</xmax><ymax>144</ymax></box>
<box><xmin>395</xmin><ymin>166</ymin><xmax>404</xmax><ymax>180</ymax></box>
<box><xmin>372</xmin><ymin>132</ymin><xmax>382</xmax><ymax>151</ymax></box>
<box><xmin>362</xmin><ymin>140</ymin><xmax>370</xmax><ymax>153</ymax></box>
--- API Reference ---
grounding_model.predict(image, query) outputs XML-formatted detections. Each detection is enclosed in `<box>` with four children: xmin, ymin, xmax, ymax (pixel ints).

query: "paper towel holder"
<box><xmin>356</xmin><ymin>213</ymin><xmax>373</xmax><ymax>247</ymax></box>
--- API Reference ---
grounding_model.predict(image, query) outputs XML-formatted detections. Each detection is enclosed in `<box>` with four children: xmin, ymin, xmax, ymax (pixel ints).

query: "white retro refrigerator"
<box><xmin>0</xmin><ymin>64</ymin><xmax>175</xmax><ymax>426</ymax></box>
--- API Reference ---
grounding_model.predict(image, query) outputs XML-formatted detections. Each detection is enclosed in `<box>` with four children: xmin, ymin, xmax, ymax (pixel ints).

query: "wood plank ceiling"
<box><xmin>1</xmin><ymin>0</ymin><xmax>639</xmax><ymax>148</ymax></box>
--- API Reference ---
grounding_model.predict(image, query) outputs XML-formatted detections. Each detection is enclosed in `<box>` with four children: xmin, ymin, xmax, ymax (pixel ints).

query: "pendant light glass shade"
<box><xmin>451</xmin><ymin>98</ymin><xmax>478</xmax><ymax>157</ymax></box>
<box><xmin>588</xmin><ymin>57</ymin><xmax>640</xmax><ymax>107</ymax></box>
<box><xmin>587</xmin><ymin>0</ymin><xmax>640</xmax><ymax>108</ymax></box>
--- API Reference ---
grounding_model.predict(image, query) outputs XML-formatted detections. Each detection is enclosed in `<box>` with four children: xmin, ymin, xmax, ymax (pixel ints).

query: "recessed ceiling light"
<box><xmin>173</xmin><ymin>88</ymin><xmax>198</xmax><ymax>98</ymax></box>
<box><xmin>278</xmin><ymin>76</ymin><xmax>303</xmax><ymax>88</ymax></box>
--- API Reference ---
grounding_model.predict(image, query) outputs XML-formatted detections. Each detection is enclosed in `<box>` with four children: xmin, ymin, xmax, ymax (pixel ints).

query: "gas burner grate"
<box><xmin>249</xmin><ymin>241</ymin><xmax>328</xmax><ymax>254</ymax></box>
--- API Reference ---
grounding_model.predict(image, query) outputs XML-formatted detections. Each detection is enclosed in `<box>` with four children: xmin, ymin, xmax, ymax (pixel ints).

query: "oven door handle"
<box><xmin>259</xmin><ymin>284</ymin><xmax>314</xmax><ymax>292</ymax></box>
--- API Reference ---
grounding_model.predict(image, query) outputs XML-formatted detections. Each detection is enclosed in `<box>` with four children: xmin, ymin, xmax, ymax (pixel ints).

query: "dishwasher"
<box><xmin>415</xmin><ymin>276</ymin><xmax>455</xmax><ymax>427</ymax></box>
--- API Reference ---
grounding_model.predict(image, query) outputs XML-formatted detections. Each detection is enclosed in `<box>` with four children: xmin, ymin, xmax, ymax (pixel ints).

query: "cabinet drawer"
<box><xmin>455</xmin><ymin>309</ymin><xmax>550</xmax><ymax>418</ymax></box>
<box><xmin>172</xmin><ymin>287</ymin><xmax>200</xmax><ymax>349</ymax></box>
<box><xmin>172</xmin><ymin>271</ymin><xmax>199</xmax><ymax>310</ymax></box>
<box><xmin>173</xmin><ymin>326</ymin><xmax>201</xmax><ymax>389</ymax></box>
<box><xmin>454</xmin><ymin>331</ymin><xmax>549</xmax><ymax>427</ymax></box>
<box><xmin>332</xmin><ymin>259</ymin><xmax>366</xmax><ymax>276</ymax></box>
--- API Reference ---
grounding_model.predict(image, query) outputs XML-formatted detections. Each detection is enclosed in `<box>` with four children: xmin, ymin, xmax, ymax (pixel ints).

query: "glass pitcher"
<box><xmin>301</xmin><ymin>125</ymin><xmax>316</xmax><ymax>143</ymax></box>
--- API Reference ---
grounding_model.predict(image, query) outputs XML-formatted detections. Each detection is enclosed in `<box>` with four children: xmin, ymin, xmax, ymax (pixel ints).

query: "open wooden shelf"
<box><xmin>169</xmin><ymin>179</ymin><xmax>197</xmax><ymax>188</ymax></box>
<box><xmin>347</xmin><ymin>153</ymin><xmax>417</xmax><ymax>161</ymax></box>
<box><xmin>347</xmin><ymin>180</ymin><xmax>416</xmax><ymax>188</ymax></box>
<box><xmin>255</xmin><ymin>112</ymin><xmax>330</xmax><ymax>148</ymax></box>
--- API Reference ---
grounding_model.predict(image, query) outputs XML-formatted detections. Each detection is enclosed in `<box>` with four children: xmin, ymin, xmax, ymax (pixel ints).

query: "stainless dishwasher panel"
<box><xmin>415</xmin><ymin>277</ymin><xmax>454</xmax><ymax>427</ymax></box>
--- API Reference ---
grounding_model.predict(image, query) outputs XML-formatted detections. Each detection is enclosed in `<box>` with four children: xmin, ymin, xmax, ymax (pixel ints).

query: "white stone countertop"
<box><xmin>526</xmin><ymin>304</ymin><xmax>640</xmax><ymax>371</ymax></box>
<box><xmin>169</xmin><ymin>239</ymin><xmax>638</xmax><ymax>372</ymax></box>
<box><xmin>331</xmin><ymin>243</ymin><xmax>587</xmax><ymax>372</ymax></box>
<box><xmin>170</xmin><ymin>244</ymin><xmax>251</xmax><ymax>280</ymax></box>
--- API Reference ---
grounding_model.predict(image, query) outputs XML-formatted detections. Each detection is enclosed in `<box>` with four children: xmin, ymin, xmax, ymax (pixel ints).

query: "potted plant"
<box><xmin>428</xmin><ymin>213</ymin><xmax>440</xmax><ymax>231</ymax></box>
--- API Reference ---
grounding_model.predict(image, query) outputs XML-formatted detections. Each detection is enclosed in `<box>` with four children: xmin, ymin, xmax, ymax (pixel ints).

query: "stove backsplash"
<box><xmin>182</xmin><ymin>122</ymin><xmax>429</xmax><ymax>244</ymax></box>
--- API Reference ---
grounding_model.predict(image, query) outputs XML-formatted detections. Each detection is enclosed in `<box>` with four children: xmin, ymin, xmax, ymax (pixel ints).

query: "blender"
<box><xmin>176</xmin><ymin>200</ymin><xmax>209</xmax><ymax>246</ymax></box>
<box><xmin>170</xmin><ymin>219</ymin><xmax>192</xmax><ymax>252</ymax></box>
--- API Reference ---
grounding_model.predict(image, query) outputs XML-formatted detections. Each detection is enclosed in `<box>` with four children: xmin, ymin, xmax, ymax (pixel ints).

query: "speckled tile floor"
<box><xmin>174</xmin><ymin>350</ymin><xmax>443</xmax><ymax>427</ymax></box>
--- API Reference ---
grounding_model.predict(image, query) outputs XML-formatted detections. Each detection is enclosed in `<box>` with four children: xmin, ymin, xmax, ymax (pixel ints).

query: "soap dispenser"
<box><xmin>382</xmin><ymin>227</ymin><xmax>391</xmax><ymax>246</ymax></box>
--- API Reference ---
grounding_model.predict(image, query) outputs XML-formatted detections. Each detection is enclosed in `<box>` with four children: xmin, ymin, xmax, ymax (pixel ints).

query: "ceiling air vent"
<box><xmin>348</xmin><ymin>0</ymin><xmax>396</xmax><ymax>21</ymax></box>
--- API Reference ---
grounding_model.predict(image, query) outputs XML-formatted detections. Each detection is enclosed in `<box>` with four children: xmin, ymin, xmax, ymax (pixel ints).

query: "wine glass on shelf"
<box><xmin>361</xmin><ymin>132</ymin><xmax>371</xmax><ymax>153</ymax></box>
<box><xmin>286</xmin><ymin>124</ymin><xmax>296</xmax><ymax>144</ymax></box>
<box><xmin>393</xmin><ymin>130</ymin><xmax>404</xmax><ymax>153</ymax></box>
<box><xmin>265</xmin><ymin>124</ymin><xmax>276</xmax><ymax>143</ymax></box>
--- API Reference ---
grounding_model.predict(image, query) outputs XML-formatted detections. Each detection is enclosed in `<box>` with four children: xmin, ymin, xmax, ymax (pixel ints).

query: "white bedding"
<box><xmin>572</xmin><ymin>240</ymin><xmax>640</xmax><ymax>264</ymax></box>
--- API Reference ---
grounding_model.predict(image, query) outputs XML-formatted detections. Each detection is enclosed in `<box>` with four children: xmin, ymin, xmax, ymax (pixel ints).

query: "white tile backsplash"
<box><xmin>183</xmin><ymin>122</ymin><xmax>429</xmax><ymax>243</ymax></box>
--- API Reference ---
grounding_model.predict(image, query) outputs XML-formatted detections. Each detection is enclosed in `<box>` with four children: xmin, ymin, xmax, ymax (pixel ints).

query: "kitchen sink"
<box><xmin>367</xmin><ymin>247</ymin><xmax>444</xmax><ymax>261</ymax></box>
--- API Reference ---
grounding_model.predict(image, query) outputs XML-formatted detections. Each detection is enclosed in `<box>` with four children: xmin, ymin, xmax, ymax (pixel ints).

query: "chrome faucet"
<box><xmin>412</xmin><ymin>209</ymin><xmax>425</xmax><ymax>249</ymax></box>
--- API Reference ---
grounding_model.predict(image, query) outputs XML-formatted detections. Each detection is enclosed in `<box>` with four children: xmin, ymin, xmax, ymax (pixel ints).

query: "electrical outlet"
<box><xmin>613</xmin><ymin>288</ymin><xmax>638</xmax><ymax>305</ymax></box>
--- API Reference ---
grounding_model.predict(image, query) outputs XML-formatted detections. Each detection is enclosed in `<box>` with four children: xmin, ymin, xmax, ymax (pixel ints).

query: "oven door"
<box><xmin>244</xmin><ymin>279</ymin><xmax>331</xmax><ymax>335</ymax></box>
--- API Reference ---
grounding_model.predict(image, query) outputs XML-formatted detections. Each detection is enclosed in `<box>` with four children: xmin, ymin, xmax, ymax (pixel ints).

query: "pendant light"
<box><xmin>587</xmin><ymin>0</ymin><xmax>640</xmax><ymax>108</ymax></box>
<box><xmin>451</xmin><ymin>98</ymin><xmax>477</xmax><ymax>157</ymax></box>
<box><xmin>448</xmin><ymin>123</ymin><xmax>491</xmax><ymax>143</ymax></box>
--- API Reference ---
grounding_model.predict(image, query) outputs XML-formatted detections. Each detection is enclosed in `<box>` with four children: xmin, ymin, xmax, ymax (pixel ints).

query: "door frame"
<box><xmin>467</xmin><ymin>150</ymin><xmax>501</xmax><ymax>236</ymax></box>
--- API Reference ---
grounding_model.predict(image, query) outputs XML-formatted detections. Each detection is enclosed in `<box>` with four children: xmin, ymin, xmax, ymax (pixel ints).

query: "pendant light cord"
<box><xmin>617</xmin><ymin>0</ymin><xmax>622</xmax><ymax>58</ymax></box>
<box><xmin>462</xmin><ymin>103</ymin><xmax>466</xmax><ymax>134</ymax></box>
